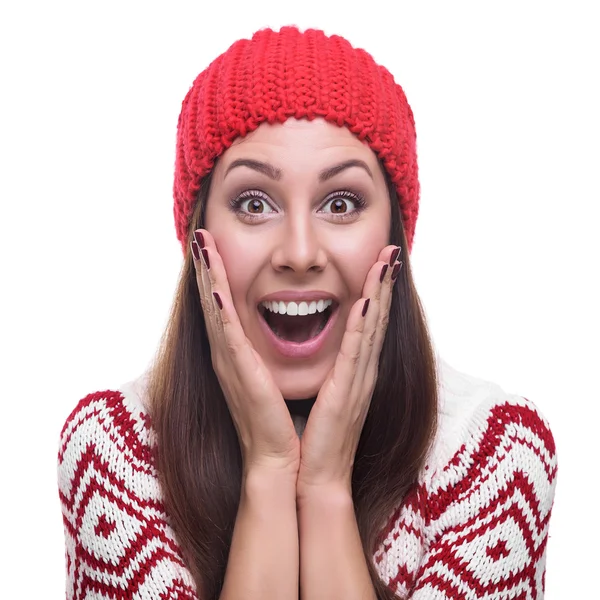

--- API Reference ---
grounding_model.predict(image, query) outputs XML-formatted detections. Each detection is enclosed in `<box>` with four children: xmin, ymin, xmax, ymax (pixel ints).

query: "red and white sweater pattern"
<box><xmin>57</xmin><ymin>359</ymin><xmax>557</xmax><ymax>599</ymax></box>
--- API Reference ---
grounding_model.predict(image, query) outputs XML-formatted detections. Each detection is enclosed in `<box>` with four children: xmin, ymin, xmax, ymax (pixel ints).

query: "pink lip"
<box><xmin>258</xmin><ymin>305</ymin><xmax>339</xmax><ymax>359</ymax></box>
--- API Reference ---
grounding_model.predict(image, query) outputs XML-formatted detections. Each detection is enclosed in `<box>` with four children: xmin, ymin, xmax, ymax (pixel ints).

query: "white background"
<box><xmin>1</xmin><ymin>1</ymin><xmax>597</xmax><ymax>597</ymax></box>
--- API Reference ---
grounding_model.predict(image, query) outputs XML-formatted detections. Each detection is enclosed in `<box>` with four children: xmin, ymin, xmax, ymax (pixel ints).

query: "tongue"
<box><xmin>267</xmin><ymin>312</ymin><xmax>328</xmax><ymax>343</ymax></box>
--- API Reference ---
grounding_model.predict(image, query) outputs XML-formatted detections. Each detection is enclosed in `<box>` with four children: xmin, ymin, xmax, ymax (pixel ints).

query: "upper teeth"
<box><xmin>260</xmin><ymin>299</ymin><xmax>333</xmax><ymax>316</ymax></box>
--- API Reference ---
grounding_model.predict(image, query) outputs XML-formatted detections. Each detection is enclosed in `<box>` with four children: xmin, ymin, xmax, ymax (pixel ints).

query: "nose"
<box><xmin>270</xmin><ymin>210</ymin><xmax>328</xmax><ymax>275</ymax></box>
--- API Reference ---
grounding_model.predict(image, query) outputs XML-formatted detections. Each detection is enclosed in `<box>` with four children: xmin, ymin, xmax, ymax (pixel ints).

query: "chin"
<box><xmin>271</xmin><ymin>362</ymin><xmax>331</xmax><ymax>401</ymax></box>
<box><xmin>277</xmin><ymin>376</ymin><xmax>321</xmax><ymax>400</ymax></box>
<box><xmin>281</xmin><ymin>387</ymin><xmax>320</xmax><ymax>401</ymax></box>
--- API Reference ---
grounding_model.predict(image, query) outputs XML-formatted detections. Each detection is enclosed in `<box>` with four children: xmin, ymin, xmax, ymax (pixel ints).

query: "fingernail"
<box><xmin>194</xmin><ymin>230</ymin><xmax>205</xmax><ymax>248</ymax></box>
<box><xmin>201</xmin><ymin>249</ymin><xmax>210</xmax><ymax>270</ymax></box>
<box><xmin>191</xmin><ymin>240</ymin><xmax>200</xmax><ymax>261</ymax></box>
<box><xmin>389</xmin><ymin>246</ymin><xmax>401</xmax><ymax>266</ymax></box>
<box><xmin>213</xmin><ymin>291</ymin><xmax>223</xmax><ymax>310</ymax></box>
<box><xmin>391</xmin><ymin>261</ymin><xmax>403</xmax><ymax>281</ymax></box>
<box><xmin>379</xmin><ymin>264</ymin><xmax>388</xmax><ymax>283</ymax></box>
<box><xmin>362</xmin><ymin>298</ymin><xmax>370</xmax><ymax>317</ymax></box>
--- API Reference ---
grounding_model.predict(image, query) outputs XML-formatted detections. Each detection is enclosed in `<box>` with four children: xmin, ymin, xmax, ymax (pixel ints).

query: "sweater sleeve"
<box><xmin>57</xmin><ymin>390</ymin><xmax>199</xmax><ymax>599</ymax></box>
<box><xmin>409</xmin><ymin>397</ymin><xmax>557</xmax><ymax>599</ymax></box>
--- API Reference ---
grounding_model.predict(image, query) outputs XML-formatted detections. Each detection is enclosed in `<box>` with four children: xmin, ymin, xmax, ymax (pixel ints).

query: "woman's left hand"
<box><xmin>296</xmin><ymin>245</ymin><xmax>403</xmax><ymax>498</ymax></box>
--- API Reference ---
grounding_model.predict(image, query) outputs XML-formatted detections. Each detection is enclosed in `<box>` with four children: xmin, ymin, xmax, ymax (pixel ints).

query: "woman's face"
<box><xmin>204</xmin><ymin>118</ymin><xmax>390</xmax><ymax>400</ymax></box>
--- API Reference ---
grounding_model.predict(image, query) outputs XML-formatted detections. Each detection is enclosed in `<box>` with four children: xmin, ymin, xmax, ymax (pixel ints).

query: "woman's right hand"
<box><xmin>191</xmin><ymin>229</ymin><xmax>301</xmax><ymax>478</ymax></box>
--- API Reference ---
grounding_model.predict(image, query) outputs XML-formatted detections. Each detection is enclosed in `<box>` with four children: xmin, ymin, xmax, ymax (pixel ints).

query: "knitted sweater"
<box><xmin>57</xmin><ymin>358</ymin><xmax>557</xmax><ymax>599</ymax></box>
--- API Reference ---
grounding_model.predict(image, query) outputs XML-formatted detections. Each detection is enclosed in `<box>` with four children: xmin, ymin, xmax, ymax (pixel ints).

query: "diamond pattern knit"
<box><xmin>57</xmin><ymin>358</ymin><xmax>556</xmax><ymax>599</ymax></box>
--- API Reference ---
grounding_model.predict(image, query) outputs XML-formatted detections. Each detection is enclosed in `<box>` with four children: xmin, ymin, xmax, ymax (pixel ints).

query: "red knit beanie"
<box><xmin>174</xmin><ymin>26</ymin><xmax>420</xmax><ymax>253</ymax></box>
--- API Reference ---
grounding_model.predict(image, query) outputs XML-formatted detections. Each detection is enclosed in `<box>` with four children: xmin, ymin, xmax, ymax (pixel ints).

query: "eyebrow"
<box><xmin>319</xmin><ymin>159</ymin><xmax>373</xmax><ymax>181</ymax></box>
<box><xmin>225</xmin><ymin>159</ymin><xmax>282</xmax><ymax>180</ymax></box>
<box><xmin>223</xmin><ymin>158</ymin><xmax>373</xmax><ymax>181</ymax></box>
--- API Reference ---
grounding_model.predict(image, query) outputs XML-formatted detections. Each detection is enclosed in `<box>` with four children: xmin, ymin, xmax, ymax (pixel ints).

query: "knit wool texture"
<box><xmin>57</xmin><ymin>360</ymin><xmax>557</xmax><ymax>597</ymax></box>
<box><xmin>174</xmin><ymin>26</ymin><xmax>420</xmax><ymax>253</ymax></box>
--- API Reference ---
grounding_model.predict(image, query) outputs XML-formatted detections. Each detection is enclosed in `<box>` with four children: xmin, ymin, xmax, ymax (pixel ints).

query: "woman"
<box><xmin>57</xmin><ymin>26</ymin><xmax>557</xmax><ymax>599</ymax></box>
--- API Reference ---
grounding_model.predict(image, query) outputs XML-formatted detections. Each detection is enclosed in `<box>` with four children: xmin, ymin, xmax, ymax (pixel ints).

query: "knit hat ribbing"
<box><xmin>174</xmin><ymin>26</ymin><xmax>420</xmax><ymax>252</ymax></box>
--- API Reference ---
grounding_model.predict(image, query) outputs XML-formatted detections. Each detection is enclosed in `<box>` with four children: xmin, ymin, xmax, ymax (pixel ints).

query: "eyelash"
<box><xmin>228</xmin><ymin>189</ymin><xmax>367</xmax><ymax>222</ymax></box>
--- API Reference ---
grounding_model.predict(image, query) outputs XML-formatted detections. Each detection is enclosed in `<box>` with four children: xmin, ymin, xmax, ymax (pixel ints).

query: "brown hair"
<box><xmin>147</xmin><ymin>168</ymin><xmax>438</xmax><ymax>599</ymax></box>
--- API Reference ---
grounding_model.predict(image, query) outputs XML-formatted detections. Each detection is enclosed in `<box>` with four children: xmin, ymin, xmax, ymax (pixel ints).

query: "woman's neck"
<box><xmin>285</xmin><ymin>397</ymin><xmax>316</xmax><ymax>418</ymax></box>
<box><xmin>284</xmin><ymin>397</ymin><xmax>316</xmax><ymax>438</ymax></box>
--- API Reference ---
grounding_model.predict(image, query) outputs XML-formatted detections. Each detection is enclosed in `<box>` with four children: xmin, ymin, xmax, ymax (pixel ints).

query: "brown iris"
<box><xmin>248</xmin><ymin>199</ymin><xmax>264</xmax><ymax>213</ymax></box>
<box><xmin>330</xmin><ymin>199</ymin><xmax>348</xmax><ymax>213</ymax></box>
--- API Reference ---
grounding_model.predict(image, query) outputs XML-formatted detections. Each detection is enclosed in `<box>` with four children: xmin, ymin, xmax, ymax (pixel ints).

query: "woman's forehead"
<box><xmin>222</xmin><ymin>118</ymin><xmax>381</xmax><ymax>175</ymax></box>
<box><xmin>230</xmin><ymin>118</ymin><xmax>373</xmax><ymax>153</ymax></box>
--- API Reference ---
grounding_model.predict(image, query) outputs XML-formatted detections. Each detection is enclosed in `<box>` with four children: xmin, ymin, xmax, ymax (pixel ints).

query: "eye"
<box><xmin>229</xmin><ymin>190</ymin><xmax>276</xmax><ymax>219</ymax></box>
<box><xmin>321</xmin><ymin>191</ymin><xmax>367</xmax><ymax>219</ymax></box>
<box><xmin>228</xmin><ymin>189</ymin><xmax>367</xmax><ymax>223</ymax></box>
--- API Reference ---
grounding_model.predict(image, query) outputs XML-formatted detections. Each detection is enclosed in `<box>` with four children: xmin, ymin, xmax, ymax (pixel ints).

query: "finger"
<box><xmin>192</xmin><ymin>230</ymin><xmax>270</xmax><ymax>396</ymax></box>
<box><xmin>352</xmin><ymin>245</ymin><xmax>399</xmax><ymax>396</ymax></box>
<box><xmin>190</xmin><ymin>238</ymin><xmax>213</xmax><ymax>320</ymax></box>
<box><xmin>192</xmin><ymin>230</ymin><xmax>235</xmax><ymax>350</ymax></box>
<box><xmin>365</xmin><ymin>246</ymin><xmax>402</xmax><ymax>381</ymax></box>
<box><xmin>374</xmin><ymin>245</ymin><xmax>400</xmax><ymax>343</ymax></box>
<box><xmin>379</xmin><ymin>245</ymin><xmax>402</xmax><ymax>337</ymax></box>
<box><xmin>319</xmin><ymin>295</ymin><xmax>369</xmax><ymax>417</ymax></box>
<box><xmin>380</xmin><ymin>254</ymin><xmax>401</xmax><ymax>324</ymax></box>
<box><xmin>190</xmin><ymin>236</ymin><xmax>220</xmax><ymax>352</ymax></box>
<box><xmin>353</xmin><ymin>258</ymin><xmax>390</xmax><ymax>397</ymax></box>
<box><xmin>194</xmin><ymin>230</ymin><xmax>241</xmax><ymax>338</ymax></box>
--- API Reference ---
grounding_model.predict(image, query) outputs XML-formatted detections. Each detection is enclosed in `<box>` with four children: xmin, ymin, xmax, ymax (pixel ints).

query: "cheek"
<box><xmin>213</xmin><ymin>234</ymin><xmax>261</xmax><ymax>307</ymax></box>
<box><xmin>343</xmin><ymin>258</ymin><xmax>375</xmax><ymax>299</ymax></box>
<box><xmin>334</xmin><ymin>232</ymin><xmax>388</xmax><ymax>296</ymax></box>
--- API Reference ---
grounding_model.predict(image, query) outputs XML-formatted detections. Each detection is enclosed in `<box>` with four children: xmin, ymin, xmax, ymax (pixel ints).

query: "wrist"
<box><xmin>243</xmin><ymin>466</ymin><xmax>298</xmax><ymax>499</ymax></box>
<box><xmin>296</xmin><ymin>480</ymin><xmax>353</xmax><ymax>511</ymax></box>
<box><xmin>243</xmin><ymin>451</ymin><xmax>300</xmax><ymax>481</ymax></box>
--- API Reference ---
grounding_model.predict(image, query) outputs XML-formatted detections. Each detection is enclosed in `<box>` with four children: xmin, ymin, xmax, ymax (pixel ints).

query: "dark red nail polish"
<box><xmin>194</xmin><ymin>230</ymin><xmax>205</xmax><ymax>248</ymax></box>
<box><xmin>391</xmin><ymin>261</ymin><xmax>403</xmax><ymax>280</ymax></box>
<box><xmin>191</xmin><ymin>240</ymin><xmax>200</xmax><ymax>261</ymax></box>
<box><xmin>379</xmin><ymin>264</ymin><xmax>388</xmax><ymax>283</ymax></box>
<box><xmin>213</xmin><ymin>291</ymin><xmax>223</xmax><ymax>310</ymax></box>
<box><xmin>362</xmin><ymin>298</ymin><xmax>370</xmax><ymax>317</ymax></box>
<box><xmin>389</xmin><ymin>246</ymin><xmax>401</xmax><ymax>266</ymax></box>
<box><xmin>201</xmin><ymin>249</ymin><xmax>210</xmax><ymax>270</ymax></box>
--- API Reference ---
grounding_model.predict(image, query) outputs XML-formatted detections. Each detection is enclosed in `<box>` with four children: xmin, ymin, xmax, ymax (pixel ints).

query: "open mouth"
<box><xmin>258</xmin><ymin>302</ymin><xmax>336</xmax><ymax>343</ymax></box>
